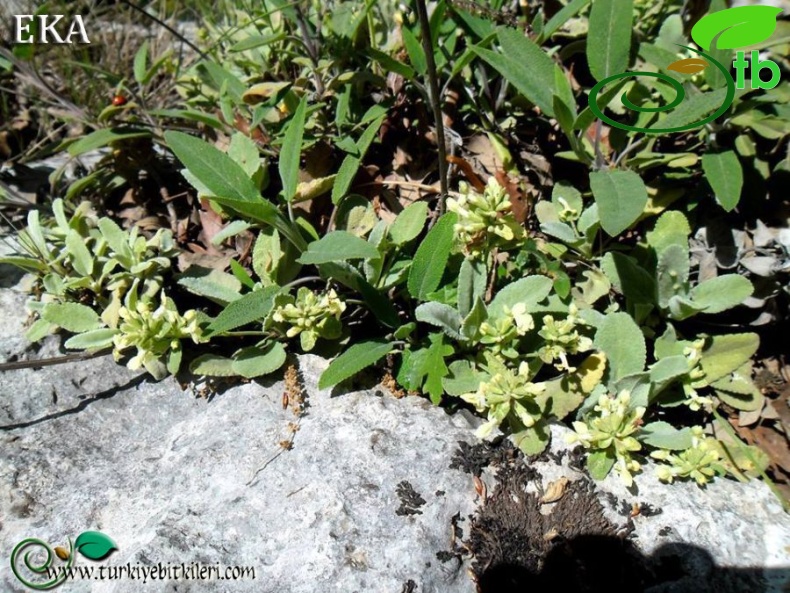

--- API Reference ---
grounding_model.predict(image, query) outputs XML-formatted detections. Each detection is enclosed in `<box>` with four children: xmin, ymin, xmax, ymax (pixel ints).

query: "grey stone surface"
<box><xmin>0</xmin><ymin>348</ymin><xmax>480</xmax><ymax>593</ymax></box>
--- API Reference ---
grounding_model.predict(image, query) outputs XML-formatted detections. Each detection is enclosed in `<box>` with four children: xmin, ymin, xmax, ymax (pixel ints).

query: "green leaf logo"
<box><xmin>691</xmin><ymin>5</ymin><xmax>781</xmax><ymax>51</ymax></box>
<box><xmin>74</xmin><ymin>531</ymin><xmax>118</xmax><ymax>560</ymax></box>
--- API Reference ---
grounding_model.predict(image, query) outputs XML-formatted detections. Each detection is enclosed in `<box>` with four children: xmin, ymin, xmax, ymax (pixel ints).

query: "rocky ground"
<box><xmin>1</xmin><ymin>262</ymin><xmax>789</xmax><ymax>592</ymax></box>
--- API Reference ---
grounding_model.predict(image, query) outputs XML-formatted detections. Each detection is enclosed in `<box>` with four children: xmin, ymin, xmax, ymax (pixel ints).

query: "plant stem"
<box><xmin>415</xmin><ymin>0</ymin><xmax>449</xmax><ymax>214</ymax></box>
<box><xmin>0</xmin><ymin>349</ymin><xmax>111</xmax><ymax>372</ymax></box>
<box><xmin>120</xmin><ymin>1</ymin><xmax>209</xmax><ymax>61</ymax></box>
<box><xmin>711</xmin><ymin>407</ymin><xmax>790</xmax><ymax>513</ymax></box>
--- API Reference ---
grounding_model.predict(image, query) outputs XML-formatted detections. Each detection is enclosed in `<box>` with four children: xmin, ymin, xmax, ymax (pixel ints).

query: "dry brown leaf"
<box><xmin>495</xmin><ymin>170</ymin><xmax>530</xmax><ymax>224</ymax></box>
<box><xmin>667</xmin><ymin>58</ymin><xmax>709</xmax><ymax>74</ymax></box>
<box><xmin>541</xmin><ymin>476</ymin><xmax>569</xmax><ymax>504</ymax></box>
<box><xmin>753</xmin><ymin>425</ymin><xmax>790</xmax><ymax>474</ymax></box>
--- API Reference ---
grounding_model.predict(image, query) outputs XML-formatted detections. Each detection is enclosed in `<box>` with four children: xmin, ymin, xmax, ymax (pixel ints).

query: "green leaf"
<box><xmin>691</xmin><ymin>274</ymin><xmax>752</xmax><ymax>314</ymax></box>
<box><xmin>232</xmin><ymin>343</ymin><xmax>287</xmax><ymax>378</ymax></box>
<box><xmin>74</xmin><ymin>531</ymin><xmax>117</xmax><ymax>561</ymax></box>
<box><xmin>407</xmin><ymin>212</ymin><xmax>457</xmax><ymax>301</ymax></box>
<box><xmin>649</xmin><ymin>355</ymin><xmax>690</xmax><ymax>385</ymax></box>
<box><xmin>539</xmin><ymin>0</ymin><xmax>591</xmax><ymax>43</ymax></box>
<box><xmin>457</xmin><ymin>257</ymin><xmax>486</xmax><ymax>319</ymax></box>
<box><xmin>0</xmin><ymin>255</ymin><xmax>47</xmax><ymax>274</ymax></box>
<box><xmin>656</xmin><ymin>245</ymin><xmax>690</xmax><ymax>308</ymax></box>
<box><xmin>442</xmin><ymin>359</ymin><xmax>483</xmax><ymax>396</ymax></box>
<box><xmin>133</xmin><ymin>40</ymin><xmax>149</xmax><ymax>84</ymax></box>
<box><xmin>423</xmin><ymin>333</ymin><xmax>452</xmax><ymax>404</ymax></box>
<box><xmin>68</xmin><ymin>128</ymin><xmax>151</xmax><ymax>157</ymax></box>
<box><xmin>601</xmin><ymin>252</ymin><xmax>656</xmax><ymax>305</ymax></box>
<box><xmin>357</xmin><ymin>281</ymin><xmax>399</xmax><ymax>328</ymax></box>
<box><xmin>189</xmin><ymin>354</ymin><xmax>237</xmax><ymax>377</ymax></box>
<box><xmin>587</xmin><ymin>449</ymin><xmax>616</xmax><ymax>480</ymax></box>
<box><xmin>639</xmin><ymin>422</ymin><xmax>693</xmax><ymax>450</ymax></box>
<box><xmin>401</xmin><ymin>26</ymin><xmax>427</xmax><ymax>75</ymax></box>
<box><xmin>65</xmin><ymin>229</ymin><xmax>94</xmax><ymax>277</ymax></box>
<box><xmin>488</xmin><ymin>275</ymin><xmax>553</xmax><ymax>318</ymax></box>
<box><xmin>594</xmin><ymin>312</ymin><xmax>646</xmax><ymax>383</ymax></box>
<box><xmin>319</xmin><ymin>340</ymin><xmax>394</xmax><ymax>389</ymax></box>
<box><xmin>587</xmin><ymin>0</ymin><xmax>633</xmax><ymax>81</ymax></box>
<box><xmin>589</xmin><ymin>170</ymin><xmax>648</xmax><ymax>237</ymax></box>
<box><xmin>297</xmin><ymin>231</ymin><xmax>380</xmax><ymax>265</ymax></box>
<box><xmin>331</xmin><ymin>116</ymin><xmax>385</xmax><ymax>204</ymax></box>
<box><xmin>701</xmin><ymin>151</ymin><xmax>743</xmax><ymax>211</ymax></box>
<box><xmin>165</xmin><ymin>131</ymin><xmax>305</xmax><ymax>251</ymax></box>
<box><xmin>332</xmin><ymin>156</ymin><xmax>361</xmax><ymax>205</ymax></box>
<box><xmin>461</xmin><ymin>297</ymin><xmax>488</xmax><ymax>341</ymax></box>
<box><xmin>64</xmin><ymin>328</ymin><xmax>118</xmax><ymax>350</ymax></box>
<box><xmin>415</xmin><ymin>302</ymin><xmax>463</xmax><ymax>340</ymax></box>
<box><xmin>389</xmin><ymin>201</ymin><xmax>428</xmax><ymax>246</ymax></box>
<box><xmin>177</xmin><ymin>267</ymin><xmax>242</xmax><ymax>306</ymax></box>
<box><xmin>511</xmin><ymin>424</ymin><xmax>550</xmax><ymax>456</ymax></box>
<box><xmin>98</xmin><ymin>218</ymin><xmax>133</xmax><ymax>261</ymax></box>
<box><xmin>699</xmin><ymin>333</ymin><xmax>759</xmax><ymax>385</ymax></box>
<box><xmin>471</xmin><ymin>29</ymin><xmax>561</xmax><ymax>117</ymax></box>
<box><xmin>650</xmin><ymin>87</ymin><xmax>729</xmax><ymax>132</ymax></box>
<box><xmin>691</xmin><ymin>5</ymin><xmax>781</xmax><ymax>50</ymax></box>
<box><xmin>540</xmin><ymin>376</ymin><xmax>585</xmax><ymax>420</ymax></box>
<box><xmin>646</xmin><ymin>211</ymin><xmax>691</xmax><ymax>254</ymax></box>
<box><xmin>228</xmin><ymin>132</ymin><xmax>263</xmax><ymax>179</ymax></box>
<box><xmin>279</xmin><ymin>97</ymin><xmax>307</xmax><ymax>201</ymax></box>
<box><xmin>208</xmin><ymin>286</ymin><xmax>279</xmax><ymax>335</ymax></box>
<box><xmin>42</xmin><ymin>303</ymin><xmax>103</xmax><ymax>333</ymax></box>
<box><xmin>711</xmin><ymin>362</ymin><xmax>763</xmax><ymax>412</ymax></box>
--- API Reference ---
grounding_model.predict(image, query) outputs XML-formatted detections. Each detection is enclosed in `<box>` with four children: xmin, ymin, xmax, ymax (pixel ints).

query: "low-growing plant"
<box><xmin>2</xmin><ymin>0</ymin><xmax>787</xmax><ymax>501</ymax></box>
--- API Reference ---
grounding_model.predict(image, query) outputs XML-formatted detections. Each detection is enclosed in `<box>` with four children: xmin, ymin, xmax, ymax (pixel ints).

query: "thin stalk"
<box><xmin>0</xmin><ymin>349</ymin><xmax>111</xmax><ymax>372</ymax></box>
<box><xmin>120</xmin><ymin>0</ymin><xmax>210</xmax><ymax>61</ymax></box>
<box><xmin>415</xmin><ymin>0</ymin><xmax>449</xmax><ymax>213</ymax></box>
<box><xmin>711</xmin><ymin>407</ymin><xmax>790</xmax><ymax>513</ymax></box>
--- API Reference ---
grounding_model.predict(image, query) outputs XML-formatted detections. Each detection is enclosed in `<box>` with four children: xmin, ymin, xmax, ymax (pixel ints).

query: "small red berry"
<box><xmin>112</xmin><ymin>95</ymin><xmax>127</xmax><ymax>107</ymax></box>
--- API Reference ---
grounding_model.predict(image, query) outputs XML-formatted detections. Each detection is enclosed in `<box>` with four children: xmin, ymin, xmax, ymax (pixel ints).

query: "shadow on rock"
<box><xmin>447</xmin><ymin>439</ymin><xmax>787</xmax><ymax>593</ymax></box>
<box><xmin>475</xmin><ymin>537</ymin><xmax>789</xmax><ymax>593</ymax></box>
<box><xmin>0</xmin><ymin>372</ymin><xmax>146</xmax><ymax>430</ymax></box>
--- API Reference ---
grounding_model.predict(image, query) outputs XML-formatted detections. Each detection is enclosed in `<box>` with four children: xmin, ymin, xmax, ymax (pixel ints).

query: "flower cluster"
<box><xmin>651</xmin><ymin>427</ymin><xmax>723</xmax><ymax>485</ymax></box>
<box><xmin>113</xmin><ymin>292</ymin><xmax>202</xmax><ymax>380</ymax></box>
<box><xmin>460</xmin><ymin>361</ymin><xmax>546</xmax><ymax>440</ymax></box>
<box><xmin>537</xmin><ymin>305</ymin><xmax>592</xmax><ymax>372</ymax></box>
<box><xmin>567</xmin><ymin>390</ymin><xmax>646</xmax><ymax>487</ymax></box>
<box><xmin>271</xmin><ymin>287</ymin><xmax>346</xmax><ymax>351</ymax></box>
<box><xmin>446</xmin><ymin>178</ymin><xmax>525</xmax><ymax>258</ymax></box>
<box><xmin>680</xmin><ymin>338</ymin><xmax>713</xmax><ymax>411</ymax></box>
<box><xmin>478</xmin><ymin>303</ymin><xmax>534</xmax><ymax>360</ymax></box>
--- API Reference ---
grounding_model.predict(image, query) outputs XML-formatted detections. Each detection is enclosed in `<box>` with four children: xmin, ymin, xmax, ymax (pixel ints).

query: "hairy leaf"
<box><xmin>407</xmin><ymin>212</ymin><xmax>457</xmax><ymax>301</ymax></box>
<box><xmin>297</xmin><ymin>231</ymin><xmax>380</xmax><ymax>265</ymax></box>
<box><xmin>319</xmin><ymin>340</ymin><xmax>394</xmax><ymax>389</ymax></box>
<box><xmin>594</xmin><ymin>312</ymin><xmax>646</xmax><ymax>383</ymax></box>
<box><xmin>691</xmin><ymin>275</ymin><xmax>752</xmax><ymax>314</ymax></box>
<box><xmin>587</xmin><ymin>0</ymin><xmax>633</xmax><ymax>81</ymax></box>
<box><xmin>42</xmin><ymin>303</ymin><xmax>103</xmax><ymax>333</ymax></box>
<box><xmin>232</xmin><ymin>343</ymin><xmax>287</xmax><ymax>378</ymax></box>
<box><xmin>699</xmin><ymin>333</ymin><xmax>759</xmax><ymax>385</ymax></box>
<box><xmin>702</xmin><ymin>151</ymin><xmax>743</xmax><ymax>211</ymax></box>
<box><xmin>208</xmin><ymin>287</ymin><xmax>279</xmax><ymax>335</ymax></box>
<box><xmin>415</xmin><ymin>302</ymin><xmax>463</xmax><ymax>340</ymax></box>
<box><xmin>390</xmin><ymin>201</ymin><xmax>429</xmax><ymax>246</ymax></box>
<box><xmin>488</xmin><ymin>275</ymin><xmax>553</xmax><ymax>318</ymax></box>
<box><xmin>589</xmin><ymin>170</ymin><xmax>648</xmax><ymax>237</ymax></box>
<box><xmin>640</xmin><ymin>421</ymin><xmax>693</xmax><ymax>450</ymax></box>
<box><xmin>279</xmin><ymin>97</ymin><xmax>307</xmax><ymax>202</ymax></box>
